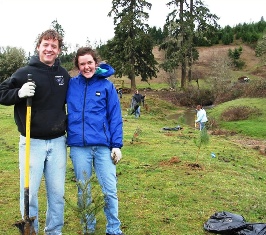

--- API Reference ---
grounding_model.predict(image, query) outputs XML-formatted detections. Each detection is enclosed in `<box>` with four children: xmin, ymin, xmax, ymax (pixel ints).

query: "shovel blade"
<box><xmin>14</xmin><ymin>217</ymin><xmax>36</xmax><ymax>235</ymax></box>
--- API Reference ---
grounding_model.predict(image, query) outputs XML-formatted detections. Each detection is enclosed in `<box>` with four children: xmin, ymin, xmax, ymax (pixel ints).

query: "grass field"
<box><xmin>0</xmin><ymin>93</ymin><xmax>266</xmax><ymax>235</ymax></box>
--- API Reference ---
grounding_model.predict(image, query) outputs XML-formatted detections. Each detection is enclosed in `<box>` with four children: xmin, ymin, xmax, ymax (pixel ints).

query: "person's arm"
<box><xmin>107</xmin><ymin>84</ymin><xmax>123</xmax><ymax>164</ymax></box>
<box><xmin>107</xmin><ymin>84</ymin><xmax>123</xmax><ymax>149</ymax></box>
<box><xmin>0</xmin><ymin>77</ymin><xmax>23</xmax><ymax>105</ymax></box>
<box><xmin>0</xmin><ymin>69</ymin><xmax>34</xmax><ymax>106</ymax></box>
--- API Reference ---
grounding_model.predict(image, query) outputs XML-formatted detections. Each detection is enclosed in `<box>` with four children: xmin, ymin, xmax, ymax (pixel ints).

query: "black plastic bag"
<box><xmin>236</xmin><ymin>223</ymin><xmax>266</xmax><ymax>235</ymax></box>
<box><xmin>204</xmin><ymin>212</ymin><xmax>266</xmax><ymax>235</ymax></box>
<box><xmin>203</xmin><ymin>211</ymin><xmax>247</xmax><ymax>234</ymax></box>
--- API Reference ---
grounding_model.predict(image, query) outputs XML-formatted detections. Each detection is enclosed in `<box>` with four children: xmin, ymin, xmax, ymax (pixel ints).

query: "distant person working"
<box><xmin>130</xmin><ymin>89</ymin><xmax>145</xmax><ymax>118</ymax></box>
<box><xmin>195</xmin><ymin>105</ymin><xmax>208</xmax><ymax>130</ymax></box>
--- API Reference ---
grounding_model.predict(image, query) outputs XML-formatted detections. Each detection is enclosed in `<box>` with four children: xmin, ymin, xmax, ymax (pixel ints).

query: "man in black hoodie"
<box><xmin>130</xmin><ymin>89</ymin><xmax>145</xmax><ymax>118</ymax></box>
<box><xmin>0</xmin><ymin>29</ymin><xmax>70</xmax><ymax>235</ymax></box>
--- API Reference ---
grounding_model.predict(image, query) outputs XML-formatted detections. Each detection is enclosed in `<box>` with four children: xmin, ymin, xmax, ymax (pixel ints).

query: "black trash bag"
<box><xmin>162</xmin><ymin>125</ymin><xmax>183</xmax><ymax>131</ymax></box>
<box><xmin>236</xmin><ymin>223</ymin><xmax>266</xmax><ymax>235</ymax></box>
<box><xmin>203</xmin><ymin>211</ymin><xmax>247</xmax><ymax>234</ymax></box>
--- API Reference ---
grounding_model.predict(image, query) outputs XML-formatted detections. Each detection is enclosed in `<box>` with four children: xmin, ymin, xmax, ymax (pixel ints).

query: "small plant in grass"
<box><xmin>65</xmin><ymin>174</ymin><xmax>105</xmax><ymax>234</ymax></box>
<box><xmin>178</xmin><ymin>114</ymin><xmax>185</xmax><ymax>125</ymax></box>
<box><xmin>193</xmin><ymin>127</ymin><xmax>210</xmax><ymax>163</ymax></box>
<box><xmin>130</xmin><ymin>126</ymin><xmax>142</xmax><ymax>144</ymax></box>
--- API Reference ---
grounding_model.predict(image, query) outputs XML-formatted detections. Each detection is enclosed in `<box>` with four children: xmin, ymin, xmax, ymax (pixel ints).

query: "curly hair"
<box><xmin>36</xmin><ymin>29</ymin><xmax>63</xmax><ymax>49</ymax></box>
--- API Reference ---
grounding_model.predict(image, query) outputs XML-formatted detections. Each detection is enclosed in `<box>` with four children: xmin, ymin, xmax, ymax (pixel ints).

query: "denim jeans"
<box><xmin>19</xmin><ymin>135</ymin><xmax>66</xmax><ymax>235</ymax></box>
<box><xmin>199</xmin><ymin>122</ymin><xmax>206</xmax><ymax>130</ymax></box>
<box><xmin>70</xmin><ymin>146</ymin><xmax>122</xmax><ymax>235</ymax></box>
<box><xmin>135</xmin><ymin>106</ymin><xmax>141</xmax><ymax>118</ymax></box>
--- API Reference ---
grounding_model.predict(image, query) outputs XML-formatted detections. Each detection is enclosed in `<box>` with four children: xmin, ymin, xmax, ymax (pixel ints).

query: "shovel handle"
<box><xmin>25</xmin><ymin>73</ymin><xmax>33</xmax><ymax>185</ymax></box>
<box><xmin>24</xmin><ymin>74</ymin><xmax>33</xmax><ymax>219</ymax></box>
<box><xmin>27</xmin><ymin>74</ymin><xmax>33</xmax><ymax>107</ymax></box>
<box><xmin>14</xmin><ymin>74</ymin><xmax>36</xmax><ymax>235</ymax></box>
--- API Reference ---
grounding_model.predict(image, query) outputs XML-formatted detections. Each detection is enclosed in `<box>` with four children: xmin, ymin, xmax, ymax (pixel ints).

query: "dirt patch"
<box><xmin>187</xmin><ymin>163</ymin><xmax>203</xmax><ymax>170</ymax></box>
<box><xmin>210</xmin><ymin>129</ymin><xmax>266</xmax><ymax>155</ymax></box>
<box><xmin>230</xmin><ymin>136</ymin><xmax>266</xmax><ymax>156</ymax></box>
<box><xmin>159</xmin><ymin>156</ymin><xmax>181</xmax><ymax>166</ymax></box>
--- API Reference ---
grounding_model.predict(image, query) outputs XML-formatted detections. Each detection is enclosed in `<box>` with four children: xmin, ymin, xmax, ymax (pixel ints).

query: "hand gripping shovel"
<box><xmin>14</xmin><ymin>74</ymin><xmax>36</xmax><ymax>235</ymax></box>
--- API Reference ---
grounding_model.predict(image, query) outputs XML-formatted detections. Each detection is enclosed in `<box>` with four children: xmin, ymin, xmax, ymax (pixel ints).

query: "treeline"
<box><xmin>58</xmin><ymin>18</ymin><xmax>266</xmax><ymax>74</ymax></box>
<box><xmin>148</xmin><ymin>18</ymin><xmax>266</xmax><ymax>47</ymax></box>
<box><xmin>0</xmin><ymin>18</ymin><xmax>266</xmax><ymax>83</ymax></box>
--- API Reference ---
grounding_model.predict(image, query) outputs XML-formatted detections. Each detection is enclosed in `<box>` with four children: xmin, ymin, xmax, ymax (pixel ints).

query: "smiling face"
<box><xmin>37</xmin><ymin>39</ymin><xmax>60</xmax><ymax>66</ymax></box>
<box><xmin>78</xmin><ymin>54</ymin><xmax>97</xmax><ymax>79</ymax></box>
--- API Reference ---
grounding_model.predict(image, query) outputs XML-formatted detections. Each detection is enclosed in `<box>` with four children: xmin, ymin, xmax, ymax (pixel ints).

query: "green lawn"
<box><xmin>208</xmin><ymin>98</ymin><xmax>266</xmax><ymax>139</ymax></box>
<box><xmin>0</xmin><ymin>94</ymin><xmax>265</xmax><ymax>235</ymax></box>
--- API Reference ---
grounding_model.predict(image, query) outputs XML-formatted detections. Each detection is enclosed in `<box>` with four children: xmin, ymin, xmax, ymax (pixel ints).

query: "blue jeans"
<box><xmin>70</xmin><ymin>146</ymin><xmax>122</xmax><ymax>235</ymax></box>
<box><xmin>199</xmin><ymin>122</ymin><xmax>206</xmax><ymax>130</ymax></box>
<box><xmin>135</xmin><ymin>106</ymin><xmax>141</xmax><ymax>118</ymax></box>
<box><xmin>19</xmin><ymin>135</ymin><xmax>66</xmax><ymax>235</ymax></box>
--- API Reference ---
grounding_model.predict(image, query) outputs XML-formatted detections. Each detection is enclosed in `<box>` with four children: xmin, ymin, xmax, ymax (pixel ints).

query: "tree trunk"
<box><xmin>188</xmin><ymin>0</ymin><xmax>193</xmax><ymax>82</ymax></box>
<box><xmin>180</xmin><ymin>0</ymin><xmax>186</xmax><ymax>88</ymax></box>
<box><xmin>130</xmin><ymin>54</ymin><xmax>136</xmax><ymax>90</ymax></box>
<box><xmin>130</xmin><ymin>73</ymin><xmax>136</xmax><ymax>90</ymax></box>
<box><xmin>181</xmin><ymin>61</ymin><xmax>186</xmax><ymax>88</ymax></box>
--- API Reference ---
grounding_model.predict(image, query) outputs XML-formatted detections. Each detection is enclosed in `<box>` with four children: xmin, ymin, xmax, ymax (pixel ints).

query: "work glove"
<box><xmin>111</xmin><ymin>148</ymin><xmax>122</xmax><ymax>165</ymax></box>
<box><xmin>18</xmin><ymin>82</ymin><xmax>36</xmax><ymax>98</ymax></box>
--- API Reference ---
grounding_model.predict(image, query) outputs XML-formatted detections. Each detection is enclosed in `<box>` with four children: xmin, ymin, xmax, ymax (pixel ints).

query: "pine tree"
<box><xmin>160</xmin><ymin>0</ymin><xmax>219</xmax><ymax>88</ymax></box>
<box><xmin>104</xmin><ymin>0</ymin><xmax>158</xmax><ymax>89</ymax></box>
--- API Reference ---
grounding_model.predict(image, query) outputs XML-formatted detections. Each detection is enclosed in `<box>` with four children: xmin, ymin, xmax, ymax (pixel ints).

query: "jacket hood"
<box><xmin>29</xmin><ymin>55</ymin><xmax>60</xmax><ymax>70</ymax></box>
<box><xmin>95</xmin><ymin>63</ymin><xmax>115</xmax><ymax>78</ymax></box>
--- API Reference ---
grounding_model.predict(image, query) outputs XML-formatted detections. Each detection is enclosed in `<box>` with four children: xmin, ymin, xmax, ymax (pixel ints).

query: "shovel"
<box><xmin>14</xmin><ymin>74</ymin><xmax>36</xmax><ymax>235</ymax></box>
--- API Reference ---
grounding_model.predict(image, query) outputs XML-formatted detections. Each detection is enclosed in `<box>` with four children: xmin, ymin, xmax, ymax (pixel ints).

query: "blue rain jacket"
<box><xmin>66</xmin><ymin>63</ymin><xmax>123</xmax><ymax>148</ymax></box>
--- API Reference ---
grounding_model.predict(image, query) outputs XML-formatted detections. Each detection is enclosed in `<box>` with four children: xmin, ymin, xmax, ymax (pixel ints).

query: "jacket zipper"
<box><xmin>82</xmin><ymin>80</ymin><xmax>88</xmax><ymax>145</ymax></box>
<box><xmin>103</xmin><ymin>122</ymin><xmax>109</xmax><ymax>143</ymax></box>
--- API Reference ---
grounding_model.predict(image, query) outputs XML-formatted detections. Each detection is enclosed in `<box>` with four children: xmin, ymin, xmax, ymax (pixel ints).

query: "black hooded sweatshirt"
<box><xmin>0</xmin><ymin>56</ymin><xmax>70</xmax><ymax>139</ymax></box>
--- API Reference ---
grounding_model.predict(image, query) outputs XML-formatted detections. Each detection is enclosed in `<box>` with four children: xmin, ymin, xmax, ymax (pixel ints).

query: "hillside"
<box><xmin>152</xmin><ymin>43</ymin><xmax>266</xmax><ymax>83</ymax></box>
<box><xmin>103</xmin><ymin>43</ymin><xmax>265</xmax><ymax>94</ymax></box>
<box><xmin>70</xmin><ymin>43</ymin><xmax>265</xmax><ymax>85</ymax></box>
<box><xmin>140</xmin><ymin>45</ymin><xmax>266</xmax><ymax>154</ymax></box>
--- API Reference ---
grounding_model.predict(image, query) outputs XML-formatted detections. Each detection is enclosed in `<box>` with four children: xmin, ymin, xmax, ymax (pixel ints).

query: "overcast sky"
<box><xmin>1</xmin><ymin>0</ymin><xmax>265</xmax><ymax>54</ymax></box>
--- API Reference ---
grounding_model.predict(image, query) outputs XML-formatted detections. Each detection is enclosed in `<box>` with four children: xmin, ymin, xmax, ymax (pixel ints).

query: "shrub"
<box><xmin>0</xmin><ymin>46</ymin><xmax>27</xmax><ymax>82</ymax></box>
<box><xmin>176</xmin><ymin>86</ymin><xmax>215</xmax><ymax>106</ymax></box>
<box><xmin>242</xmin><ymin>79</ymin><xmax>266</xmax><ymax>98</ymax></box>
<box><xmin>221</xmin><ymin>106</ymin><xmax>262</xmax><ymax>121</ymax></box>
<box><xmin>228</xmin><ymin>47</ymin><xmax>246</xmax><ymax>70</ymax></box>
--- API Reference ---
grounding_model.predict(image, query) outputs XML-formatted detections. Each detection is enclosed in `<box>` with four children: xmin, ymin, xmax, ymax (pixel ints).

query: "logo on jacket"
<box><xmin>55</xmin><ymin>76</ymin><xmax>64</xmax><ymax>85</ymax></box>
<box><xmin>96</xmin><ymin>91</ymin><xmax>101</xmax><ymax>96</ymax></box>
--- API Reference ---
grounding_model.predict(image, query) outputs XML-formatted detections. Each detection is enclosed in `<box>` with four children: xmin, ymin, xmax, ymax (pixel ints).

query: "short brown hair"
<box><xmin>196</xmin><ymin>105</ymin><xmax>202</xmax><ymax>110</ymax></box>
<box><xmin>74</xmin><ymin>47</ymin><xmax>100</xmax><ymax>68</ymax></box>
<box><xmin>36</xmin><ymin>29</ymin><xmax>63</xmax><ymax>49</ymax></box>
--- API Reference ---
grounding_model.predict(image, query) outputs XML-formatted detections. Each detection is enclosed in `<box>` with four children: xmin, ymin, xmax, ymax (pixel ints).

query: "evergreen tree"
<box><xmin>105</xmin><ymin>0</ymin><xmax>158</xmax><ymax>89</ymax></box>
<box><xmin>160</xmin><ymin>0</ymin><xmax>218</xmax><ymax>88</ymax></box>
<box><xmin>51</xmin><ymin>19</ymin><xmax>68</xmax><ymax>55</ymax></box>
<box><xmin>148</xmin><ymin>26</ymin><xmax>166</xmax><ymax>45</ymax></box>
<box><xmin>255</xmin><ymin>34</ymin><xmax>266</xmax><ymax>65</ymax></box>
